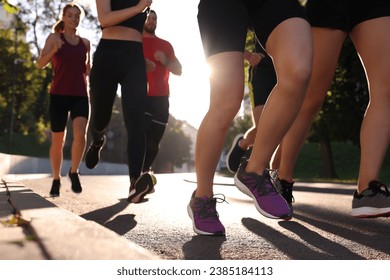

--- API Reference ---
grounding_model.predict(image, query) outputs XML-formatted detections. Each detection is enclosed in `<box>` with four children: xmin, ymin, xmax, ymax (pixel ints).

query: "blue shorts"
<box><xmin>306</xmin><ymin>0</ymin><xmax>390</xmax><ymax>32</ymax></box>
<box><xmin>198</xmin><ymin>0</ymin><xmax>306</xmax><ymax>57</ymax></box>
<box><xmin>49</xmin><ymin>94</ymin><xmax>89</xmax><ymax>132</ymax></box>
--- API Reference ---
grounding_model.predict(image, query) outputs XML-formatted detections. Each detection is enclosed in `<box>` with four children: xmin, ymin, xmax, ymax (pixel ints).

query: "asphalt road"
<box><xmin>19</xmin><ymin>173</ymin><xmax>390</xmax><ymax>260</ymax></box>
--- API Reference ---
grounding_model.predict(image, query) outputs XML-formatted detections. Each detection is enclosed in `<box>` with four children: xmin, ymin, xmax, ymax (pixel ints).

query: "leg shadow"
<box><xmin>182</xmin><ymin>235</ymin><xmax>227</xmax><ymax>260</ymax></box>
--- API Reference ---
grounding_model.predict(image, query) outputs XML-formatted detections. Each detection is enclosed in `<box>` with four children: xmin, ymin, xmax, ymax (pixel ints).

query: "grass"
<box><xmin>0</xmin><ymin>133</ymin><xmax>50</xmax><ymax>158</ymax></box>
<box><xmin>296</xmin><ymin>142</ymin><xmax>390</xmax><ymax>183</ymax></box>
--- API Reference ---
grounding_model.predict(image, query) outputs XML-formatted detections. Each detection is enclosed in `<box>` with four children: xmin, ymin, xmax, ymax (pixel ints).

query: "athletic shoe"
<box><xmin>226</xmin><ymin>134</ymin><xmax>245</xmax><ymax>173</ymax></box>
<box><xmin>272</xmin><ymin>176</ymin><xmax>295</xmax><ymax>204</ymax></box>
<box><xmin>148</xmin><ymin>173</ymin><xmax>157</xmax><ymax>194</ymax></box>
<box><xmin>351</xmin><ymin>180</ymin><xmax>390</xmax><ymax>218</ymax></box>
<box><xmin>187</xmin><ymin>191</ymin><xmax>226</xmax><ymax>235</ymax></box>
<box><xmin>68</xmin><ymin>168</ymin><xmax>82</xmax><ymax>194</ymax></box>
<box><xmin>50</xmin><ymin>179</ymin><xmax>61</xmax><ymax>197</ymax></box>
<box><xmin>85</xmin><ymin>135</ymin><xmax>106</xmax><ymax>169</ymax></box>
<box><xmin>243</xmin><ymin>146</ymin><xmax>253</xmax><ymax>161</ymax></box>
<box><xmin>127</xmin><ymin>173</ymin><xmax>153</xmax><ymax>203</ymax></box>
<box><xmin>234</xmin><ymin>160</ymin><xmax>292</xmax><ymax>220</ymax></box>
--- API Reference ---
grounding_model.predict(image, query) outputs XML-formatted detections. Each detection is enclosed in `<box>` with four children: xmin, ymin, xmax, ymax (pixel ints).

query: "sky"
<box><xmin>79</xmin><ymin>0</ymin><xmax>211</xmax><ymax>129</ymax></box>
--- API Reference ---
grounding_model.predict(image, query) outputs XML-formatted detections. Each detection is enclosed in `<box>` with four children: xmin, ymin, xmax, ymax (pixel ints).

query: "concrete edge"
<box><xmin>1</xmin><ymin>179</ymin><xmax>160</xmax><ymax>260</ymax></box>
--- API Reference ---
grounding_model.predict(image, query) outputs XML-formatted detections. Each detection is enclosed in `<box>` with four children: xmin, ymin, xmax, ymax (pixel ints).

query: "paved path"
<box><xmin>14</xmin><ymin>173</ymin><xmax>390</xmax><ymax>260</ymax></box>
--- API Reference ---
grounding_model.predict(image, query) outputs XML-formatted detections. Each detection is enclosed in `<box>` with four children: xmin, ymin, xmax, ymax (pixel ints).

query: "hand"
<box><xmin>52</xmin><ymin>35</ymin><xmax>64</xmax><ymax>53</ymax></box>
<box><xmin>145</xmin><ymin>58</ymin><xmax>156</xmax><ymax>72</ymax></box>
<box><xmin>138</xmin><ymin>0</ymin><xmax>152</xmax><ymax>12</ymax></box>
<box><xmin>154</xmin><ymin>51</ymin><xmax>168</xmax><ymax>66</ymax></box>
<box><xmin>248</xmin><ymin>52</ymin><xmax>264</xmax><ymax>67</ymax></box>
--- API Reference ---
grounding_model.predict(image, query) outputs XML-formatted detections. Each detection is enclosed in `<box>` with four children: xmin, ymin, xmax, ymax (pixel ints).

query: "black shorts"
<box><xmin>144</xmin><ymin>96</ymin><xmax>170</xmax><ymax>126</ymax></box>
<box><xmin>49</xmin><ymin>94</ymin><xmax>89</xmax><ymax>132</ymax></box>
<box><xmin>248</xmin><ymin>54</ymin><xmax>276</xmax><ymax>108</ymax></box>
<box><xmin>198</xmin><ymin>0</ymin><xmax>306</xmax><ymax>57</ymax></box>
<box><xmin>306</xmin><ymin>0</ymin><xmax>390</xmax><ymax>32</ymax></box>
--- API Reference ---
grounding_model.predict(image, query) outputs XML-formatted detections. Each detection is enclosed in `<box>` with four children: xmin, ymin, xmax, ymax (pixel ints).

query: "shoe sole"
<box><xmin>234</xmin><ymin>174</ymin><xmax>292</xmax><ymax>220</ymax></box>
<box><xmin>226</xmin><ymin>134</ymin><xmax>244</xmax><ymax>173</ymax></box>
<box><xmin>351</xmin><ymin>206</ymin><xmax>390</xmax><ymax>218</ymax></box>
<box><xmin>127</xmin><ymin>174</ymin><xmax>153</xmax><ymax>203</ymax></box>
<box><xmin>186</xmin><ymin>204</ymin><xmax>225</xmax><ymax>236</ymax></box>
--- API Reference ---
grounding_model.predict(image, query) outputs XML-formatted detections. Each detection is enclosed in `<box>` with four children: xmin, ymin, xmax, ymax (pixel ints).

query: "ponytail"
<box><xmin>52</xmin><ymin>20</ymin><xmax>64</xmax><ymax>33</ymax></box>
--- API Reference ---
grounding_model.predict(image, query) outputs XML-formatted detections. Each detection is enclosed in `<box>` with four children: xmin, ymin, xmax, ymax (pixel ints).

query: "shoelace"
<box><xmin>199</xmin><ymin>194</ymin><xmax>228</xmax><ymax>219</ymax></box>
<box><xmin>371</xmin><ymin>182</ymin><xmax>390</xmax><ymax>197</ymax></box>
<box><xmin>269</xmin><ymin>169</ymin><xmax>295</xmax><ymax>203</ymax></box>
<box><xmin>254</xmin><ymin>172</ymin><xmax>276</xmax><ymax>196</ymax></box>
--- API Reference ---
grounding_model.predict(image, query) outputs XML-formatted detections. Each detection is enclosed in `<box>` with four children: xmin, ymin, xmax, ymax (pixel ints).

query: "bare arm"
<box><xmin>96</xmin><ymin>0</ymin><xmax>151</xmax><ymax>28</ymax></box>
<box><xmin>154</xmin><ymin>50</ymin><xmax>182</xmax><ymax>76</ymax></box>
<box><xmin>36</xmin><ymin>33</ymin><xmax>63</xmax><ymax>69</ymax></box>
<box><xmin>165</xmin><ymin>56</ymin><xmax>182</xmax><ymax>76</ymax></box>
<box><xmin>82</xmin><ymin>37</ymin><xmax>91</xmax><ymax>76</ymax></box>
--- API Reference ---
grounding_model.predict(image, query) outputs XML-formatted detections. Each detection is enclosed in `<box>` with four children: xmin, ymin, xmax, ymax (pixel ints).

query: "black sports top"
<box><xmin>110</xmin><ymin>0</ymin><xmax>148</xmax><ymax>33</ymax></box>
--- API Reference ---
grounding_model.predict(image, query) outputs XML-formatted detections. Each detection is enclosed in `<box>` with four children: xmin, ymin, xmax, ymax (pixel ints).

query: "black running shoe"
<box><xmin>226</xmin><ymin>134</ymin><xmax>245</xmax><ymax>173</ymax></box>
<box><xmin>85</xmin><ymin>135</ymin><xmax>106</xmax><ymax>169</ymax></box>
<box><xmin>127</xmin><ymin>173</ymin><xmax>153</xmax><ymax>203</ymax></box>
<box><xmin>50</xmin><ymin>179</ymin><xmax>61</xmax><ymax>197</ymax></box>
<box><xmin>68</xmin><ymin>168</ymin><xmax>82</xmax><ymax>193</ymax></box>
<box><xmin>272</xmin><ymin>176</ymin><xmax>295</xmax><ymax>205</ymax></box>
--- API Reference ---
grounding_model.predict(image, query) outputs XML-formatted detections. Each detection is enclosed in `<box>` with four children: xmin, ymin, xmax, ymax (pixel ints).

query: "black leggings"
<box><xmin>89</xmin><ymin>39</ymin><xmax>147</xmax><ymax>179</ymax></box>
<box><xmin>143</xmin><ymin>96</ymin><xmax>169</xmax><ymax>171</ymax></box>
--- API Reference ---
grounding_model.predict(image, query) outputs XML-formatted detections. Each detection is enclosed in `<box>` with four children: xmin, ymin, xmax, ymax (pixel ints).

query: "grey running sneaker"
<box><xmin>127</xmin><ymin>173</ymin><xmax>153</xmax><ymax>203</ymax></box>
<box><xmin>351</xmin><ymin>180</ymin><xmax>390</xmax><ymax>218</ymax></box>
<box><xmin>226</xmin><ymin>134</ymin><xmax>245</xmax><ymax>173</ymax></box>
<box><xmin>234</xmin><ymin>160</ymin><xmax>292</xmax><ymax>220</ymax></box>
<box><xmin>50</xmin><ymin>179</ymin><xmax>61</xmax><ymax>197</ymax></box>
<box><xmin>85</xmin><ymin>135</ymin><xmax>106</xmax><ymax>169</ymax></box>
<box><xmin>187</xmin><ymin>191</ymin><xmax>226</xmax><ymax>235</ymax></box>
<box><xmin>68</xmin><ymin>168</ymin><xmax>82</xmax><ymax>193</ymax></box>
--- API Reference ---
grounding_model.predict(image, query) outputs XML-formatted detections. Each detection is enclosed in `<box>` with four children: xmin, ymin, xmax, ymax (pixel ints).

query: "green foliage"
<box><xmin>0</xmin><ymin>132</ymin><xmax>50</xmax><ymax>157</ymax></box>
<box><xmin>0</xmin><ymin>28</ymin><xmax>49</xmax><ymax>146</ymax></box>
<box><xmin>225</xmin><ymin>112</ymin><xmax>252</xmax><ymax>153</ymax></box>
<box><xmin>1</xmin><ymin>0</ymin><xmax>19</xmax><ymax>14</ymax></box>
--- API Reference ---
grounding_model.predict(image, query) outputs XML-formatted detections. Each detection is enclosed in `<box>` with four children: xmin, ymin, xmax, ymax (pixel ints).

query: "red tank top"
<box><xmin>49</xmin><ymin>33</ymin><xmax>88</xmax><ymax>97</ymax></box>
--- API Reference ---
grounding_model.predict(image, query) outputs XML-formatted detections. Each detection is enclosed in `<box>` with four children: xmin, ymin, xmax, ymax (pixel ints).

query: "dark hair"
<box><xmin>52</xmin><ymin>2</ymin><xmax>84</xmax><ymax>33</ymax></box>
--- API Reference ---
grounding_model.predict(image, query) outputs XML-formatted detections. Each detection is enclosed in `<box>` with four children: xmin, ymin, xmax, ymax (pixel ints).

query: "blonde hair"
<box><xmin>52</xmin><ymin>2</ymin><xmax>85</xmax><ymax>33</ymax></box>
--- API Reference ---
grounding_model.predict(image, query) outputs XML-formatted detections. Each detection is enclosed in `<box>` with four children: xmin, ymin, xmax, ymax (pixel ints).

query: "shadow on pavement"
<box><xmin>182</xmin><ymin>235</ymin><xmax>227</xmax><ymax>260</ymax></box>
<box><xmin>292</xmin><ymin>204</ymin><xmax>390</xmax><ymax>256</ymax></box>
<box><xmin>242</xmin><ymin>217</ymin><xmax>335</xmax><ymax>259</ymax></box>
<box><xmin>81</xmin><ymin>198</ymin><xmax>137</xmax><ymax>235</ymax></box>
<box><xmin>241</xmin><ymin>203</ymin><xmax>390</xmax><ymax>259</ymax></box>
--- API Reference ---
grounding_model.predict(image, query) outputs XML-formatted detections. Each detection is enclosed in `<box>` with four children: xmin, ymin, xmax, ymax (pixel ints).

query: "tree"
<box><xmin>0</xmin><ymin>0</ymin><xmax>100</xmax><ymax>154</ymax></box>
<box><xmin>0</xmin><ymin>25</ymin><xmax>48</xmax><ymax>148</ymax></box>
<box><xmin>152</xmin><ymin>116</ymin><xmax>192</xmax><ymax>173</ymax></box>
